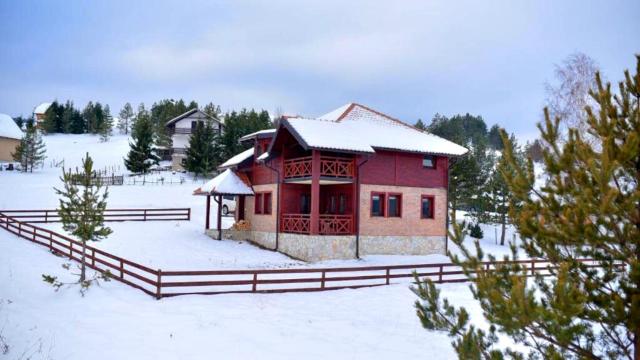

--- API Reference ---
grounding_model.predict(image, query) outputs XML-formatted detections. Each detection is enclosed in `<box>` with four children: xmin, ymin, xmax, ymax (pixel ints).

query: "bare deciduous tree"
<box><xmin>544</xmin><ymin>52</ymin><xmax>600</xmax><ymax>144</ymax></box>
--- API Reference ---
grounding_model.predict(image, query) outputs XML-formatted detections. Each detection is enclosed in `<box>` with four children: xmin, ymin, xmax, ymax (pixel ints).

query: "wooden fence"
<box><xmin>0</xmin><ymin>209</ymin><xmax>620</xmax><ymax>299</ymax></box>
<box><xmin>0</xmin><ymin>208</ymin><xmax>190</xmax><ymax>223</ymax></box>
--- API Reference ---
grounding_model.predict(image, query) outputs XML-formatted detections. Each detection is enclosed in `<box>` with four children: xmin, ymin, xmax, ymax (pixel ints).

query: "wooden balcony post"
<box><xmin>310</xmin><ymin>150</ymin><xmax>321</xmax><ymax>234</ymax></box>
<box><xmin>205</xmin><ymin>195</ymin><xmax>211</xmax><ymax>230</ymax></box>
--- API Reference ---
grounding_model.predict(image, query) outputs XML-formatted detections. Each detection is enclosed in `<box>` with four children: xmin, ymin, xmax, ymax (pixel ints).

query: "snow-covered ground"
<box><xmin>0</xmin><ymin>134</ymin><xmax>517</xmax><ymax>359</ymax></box>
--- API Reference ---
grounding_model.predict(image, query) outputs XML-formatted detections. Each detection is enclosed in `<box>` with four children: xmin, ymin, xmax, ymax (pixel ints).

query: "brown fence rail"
<box><xmin>0</xmin><ymin>208</ymin><xmax>190</xmax><ymax>223</ymax></box>
<box><xmin>0</xmin><ymin>209</ymin><xmax>622</xmax><ymax>299</ymax></box>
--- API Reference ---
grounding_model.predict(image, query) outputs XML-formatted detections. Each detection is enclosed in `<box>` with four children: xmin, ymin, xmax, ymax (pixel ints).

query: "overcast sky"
<box><xmin>1</xmin><ymin>0</ymin><xmax>638</xmax><ymax>140</ymax></box>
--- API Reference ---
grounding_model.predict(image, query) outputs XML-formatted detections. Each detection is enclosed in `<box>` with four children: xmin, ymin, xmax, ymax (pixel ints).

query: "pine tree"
<box><xmin>118</xmin><ymin>102</ymin><xmax>134</xmax><ymax>134</ymax></box>
<box><xmin>124</xmin><ymin>108</ymin><xmax>159</xmax><ymax>174</ymax></box>
<box><xmin>47</xmin><ymin>153</ymin><xmax>112</xmax><ymax>294</ymax></box>
<box><xmin>41</xmin><ymin>101</ymin><xmax>63</xmax><ymax>133</ymax></box>
<box><xmin>487</xmin><ymin>124</ymin><xmax>504</xmax><ymax>150</ymax></box>
<box><xmin>413</xmin><ymin>55</ymin><xmax>640</xmax><ymax>359</ymax></box>
<box><xmin>99</xmin><ymin>105</ymin><xmax>113</xmax><ymax>142</ymax></box>
<box><xmin>415</xmin><ymin>118</ymin><xmax>427</xmax><ymax>130</ymax></box>
<box><xmin>185</xmin><ymin>120</ymin><xmax>220</xmax><ymax>178</ymax></box>
<box><xmin>83</xmin><ymin>102</ymin><xmax>97</xmax><ymax>134</ymax></box>
<box><xmin>203</xmin><ymin>102</ymin><xmax>221</xmax><ymax>118</ymax></box>
<box><xmin>12</xmin><ymin>125</ymin><xmax>46</xmax><ymax>172</ymax></box>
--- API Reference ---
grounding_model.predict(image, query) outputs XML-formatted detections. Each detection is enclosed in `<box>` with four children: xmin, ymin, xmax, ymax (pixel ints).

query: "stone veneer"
<box><xmin>219</xmin><ymin>229</ymin><xmax>444</xmax><ymax>262</ymax></box>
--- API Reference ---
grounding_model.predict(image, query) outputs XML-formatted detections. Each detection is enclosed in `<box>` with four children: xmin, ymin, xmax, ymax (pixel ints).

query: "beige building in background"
<box><xmin>0</xmin><ymin>113</ymin><xmax>23</xmax><ymax>162</ymax></box>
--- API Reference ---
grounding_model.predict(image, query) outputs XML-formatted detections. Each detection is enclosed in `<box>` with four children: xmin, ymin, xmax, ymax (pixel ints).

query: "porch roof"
<box><xmin>193</xmin><ymin>169</ymin><xmax>254</xmax><ymax>196</ymax></box>
<box><xmin>218</xmin><ymin>147</ymin><xmax>254</xmax><ymax>170</ymax></box>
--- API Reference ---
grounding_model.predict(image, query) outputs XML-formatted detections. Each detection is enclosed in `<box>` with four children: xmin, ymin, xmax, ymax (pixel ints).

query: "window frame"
<box><xmin>370</xmin><ymin>192</ymin><xmax>386</xmax><ymax>217</ymax></box>
<box><xmin>422</xmin><ymin>155</ymin><xmax>437</xmax><ymax>169</ymax></box>
<box><xmin>387</xmin><ymin>193</ymin><xmax>402</xmax><ymax>218</ymax></box>
<box><xmin>254</xmin><ymin>193</ymin><xmax>263</xmax><ymax>214</ymax></box>
<box><xmin>421</xmin><ymin>195</ymin><xmax>435</xmax><ymax>219</ymax></box>
<box><xmin>263</xmin><ymin>192</ymin><xmax>272</xmax><ymax>215</ymax></box>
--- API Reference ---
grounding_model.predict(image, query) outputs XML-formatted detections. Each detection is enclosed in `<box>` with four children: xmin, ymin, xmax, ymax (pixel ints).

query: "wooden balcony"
<box><xmin>168</xmin><ymin>128</ymin><xmax>193</xmax><ymax>135</ymax></box>
<box><xmin>283</xmin><ymin>156</ymin><xmax>355</xmax><ymax>181</ymax></box>
<box><xmin>281</xmin><ymin>214</ymin><xmax>353</xmax><ymax>235</ymax></box>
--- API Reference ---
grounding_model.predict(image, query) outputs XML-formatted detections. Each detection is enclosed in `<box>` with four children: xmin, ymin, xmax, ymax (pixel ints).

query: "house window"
<box><xmin>300</xmin><ymin>194</ymin><xmax>311</xmax><ymax>214</ymax></box>
<box><xmin>387</xmin><ymin>194</ymin><xmax>402</xmax><ymax>218</ymax></box>
<box><xmin>191</xmin><ymin>121</ymin><xmax>198</xmax><ymax>132</ymax></box>
<box><xmin>421</xmin><ymin>195</ymin><xmax>435</xmax><ymax>219</ymax></box>
<box><xmin>263</xmin><ymin>192</ymin><xmax>272</xmax><ymax>214</ymax></box>
<box><xmin>371</xmin><ymin>193</ymin><xmax>385</xmax><ymax>217</ymax></box>
<box><xmin>423</xmin><ymin>155</ymin><xmax>436</xmax><ymax>169</ymax></box>
<box><xmin>327</xmin><ymin>195</ymin><xmax>337</xmax><ymax>214</ymax></box>
<box><xmin>254</xmin><ymin>193</ymin><xmax>263</xmax><ymax>214</ymax></box>
<box><xmin>255</xmin><ymin>192</ymin><xmax>272</xmax><ymax>215</ymax></box>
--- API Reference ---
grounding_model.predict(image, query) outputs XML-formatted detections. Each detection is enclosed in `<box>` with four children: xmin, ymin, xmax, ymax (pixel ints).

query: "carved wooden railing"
<box><xmin>283</xmin><ymin>156</ymin><xmax>312</xmax><ymax>178</ymax></box>
<box><xmin>283</xmin><ymin>156</ymin><xmax>355</xmax><ymax>179</ymax></box>
<box><xmin>280</xmin><ymin>214</ymin><xmax>311</xmax><ymax>234</ymax></box>
<box><xmin>319</xmin><ymin>215</ymin><xmax>353</xmax><ymax>235</ymax></box>
<box><xmin>320</xmin><ymin>157</ymin><xmax>354</xmax><ymax>178</ymax></box>
<box><xmin>280</xmin><ymin>214</ymin><xmax>353</xmax><ymax>235</ymax></box>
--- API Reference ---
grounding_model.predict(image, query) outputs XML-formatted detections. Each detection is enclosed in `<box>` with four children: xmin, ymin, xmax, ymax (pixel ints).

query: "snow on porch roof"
<box><xmin>218</xmin><ymin>147</ymin><xmax>254</xmax><ymax>170</ymax></box>
<box><xmin>193</xmin><ymin>169</ymin><xmax>254</xmax><ymax>196</ymax></box>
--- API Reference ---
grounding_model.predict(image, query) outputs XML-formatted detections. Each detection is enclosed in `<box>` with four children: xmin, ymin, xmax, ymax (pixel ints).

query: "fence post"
<box><xmin>120</xmin><ymin>259</ymin><xmax>124</xmax><ymax>279</ymax></box>
<box><xmin>385</xmin><ymin>268</ymin><xmax>390</xmax><ymax>285</ymax></box>
<box><xmin>252</xmin><ymin>273</ymin><xmax>258</xmax><ymax>292</ymax></box>
<box><xmin>91</xmin><ymin>248</ymin><xmax>96</xmax><ymax>267</ymax></box>
<box><xmin>438</xmin><ymin>265</ymin><xmax>443</xmax><ymax>283</ymax></box>
<box><xmin>69</xmin><ymin>242</ymin><xmax>73</xmax><ymax>259</ymax></box>
<box><xmin>321</xmin><ymin>271</ymin><xmax>326</xmax><ymax>289</ymax></box>
<box><xmin>18</xmin><ymin>222</ymin><xmax>21</xmax><ymax>236</ymax></box>
<box><xmin>44</xmin><ymin>210</ymin><xmax>48</xmax><ymax>223</ymax></box>
<box><xmin>156</xmin><ymin>269</ymin><xmax>162</xmax><ymax>300</ymax></box>
<box><xmin>143</xmin><ymin>210</ymin><xmax>147</xmax><ymax>221</ymax></box>
<box><xmin>187</xmin><ymin>208</ymin><xmax>191</xmax><ymax>221</ymax></box>
<box><xmin>49</xmin><ymin>232</ymin><xmax>53</xmax><ymax>252</ymax></box>
<box><xmin>531</xmin><ymin>260</ymin><xmax>535</xmax><ymax>276</ymax></box>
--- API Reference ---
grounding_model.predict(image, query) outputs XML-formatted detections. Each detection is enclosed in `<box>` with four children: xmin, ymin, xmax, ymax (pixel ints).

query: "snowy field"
<box><xmin>0</xmin><ymin>134</ymin><xmax>517</xmax><ymax>359</ymax></box>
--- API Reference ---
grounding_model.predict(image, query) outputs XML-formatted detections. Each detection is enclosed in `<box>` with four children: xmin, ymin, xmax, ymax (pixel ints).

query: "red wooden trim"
<box><xmin>310</xmin><ymin>150</ymin><xmax>321</xmax><ymax>234</ymax></box>
<box><xmin>205</xmin><ymin>196</ymin><xmax>211</xmax><ymax>230</ymax></box>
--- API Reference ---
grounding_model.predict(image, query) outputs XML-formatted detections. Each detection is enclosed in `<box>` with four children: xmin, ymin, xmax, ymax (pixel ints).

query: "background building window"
<box><xmin>371</xmin><ymin>193</ymin><xmax>385</xmax><ymax>217</ymax></box>
<box><xmin>421</xmin><ymin>195</ymin><xmax>435</xmax><ymax>219</ymax></box>
<box><xmin>387</xmin><ymin>194</ymin><xmax>402</xmax><ymax>217</ymax></box>
<box><xmin>338</xmin><ymin>194</ymin><xmax>347</xmax><ymax>214</ymax></box>
<box><xmin>423</xmin><ymin>155</ymin><xmax>436</xmax><ymax>168</ymax></box>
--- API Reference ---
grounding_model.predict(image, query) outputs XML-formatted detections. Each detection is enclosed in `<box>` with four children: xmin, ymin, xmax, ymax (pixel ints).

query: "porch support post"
<box><xmin>205</xmin><ymin>195</ymin><xmax>211</xmax><ymax>230</ymax></box>
<box><xmin>310</xmin><ymin>150</ymin><xmax>321</xmax><ymax>234</ymax></box>
<box><xmin>217</xmin><ymin>195</ymin><xmax>222</xmax><ymax>240</ymax></box>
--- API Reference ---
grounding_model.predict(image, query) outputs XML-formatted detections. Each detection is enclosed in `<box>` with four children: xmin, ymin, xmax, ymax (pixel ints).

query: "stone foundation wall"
<box><xmin>217</xmin><ymin>230</ymin><xmax>445</xmax><ymax>261</ymax></box>
<box><xmin>278</xmin><ymin>233</ymin><xmax>356</xmax><ymax>261</ymax></box>
<box><xmin>360</xmin><ymin>235</ymin><xmax>445</xmax><ymax>256</ymax></box>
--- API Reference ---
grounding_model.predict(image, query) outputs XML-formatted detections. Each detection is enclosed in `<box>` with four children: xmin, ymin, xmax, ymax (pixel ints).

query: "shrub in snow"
<box><xmin>467</xmin><ymin>223</ymin><xmax>483</xmax><ymax>239</ymax></box>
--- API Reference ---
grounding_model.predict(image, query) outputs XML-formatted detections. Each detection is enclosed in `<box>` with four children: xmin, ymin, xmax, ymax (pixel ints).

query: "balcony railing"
<box><xmin>281</xmin><ymin>214</ymin><xmax>310</xmax><ymax>234</ymax></box>
<box><xmin>283</xmin><ymin>156</ymin><xmax>355</xmax><ymax>179</ymax></box>
<box><xmin>168</xmin><ymin>128</ymin><xmax>193</xmax><ymax>135</ymax></box>
<box><xmin>280</xmin><ymin>214</ymin><xmax>353</xmax><ymax>235</ymax></box>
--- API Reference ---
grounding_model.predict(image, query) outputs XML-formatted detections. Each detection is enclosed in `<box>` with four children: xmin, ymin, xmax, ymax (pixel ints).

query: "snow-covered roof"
<box><xmin>280</xmin><ymin>103</ymin><xmax>468</xmax><ymax>156</ymax></box>
<box><xmin>0</xmin><ymin>113</ymin><xmax>23</xmax><ymax>140</ymax></box>
<box><xmin>33</xmin><ymin>102</ymin><xmax>52</xmax><ymax>115</ymax></box>
<box><xmin>239</xmin><ymin>129</ymin><xmax>276</xmax><ymax>142</ymax></box>
<box><xmin>218</xmin><ymin>148</ymin><xmax>254</xmax><ymax>169</ymax></box>
<box><xmin>165</xmin><ymin>109</ymin><xmax>222</xmax><ymax>126</ymax></box>
<box><xmin>257</xmin><ymin>152</ymin><xmax>269</xmax><ymax>161</ymax></box>
<box><xmin>193</xmin><ymin>169</ymin><xmax>254</xmax><ymax>196</ymax></box>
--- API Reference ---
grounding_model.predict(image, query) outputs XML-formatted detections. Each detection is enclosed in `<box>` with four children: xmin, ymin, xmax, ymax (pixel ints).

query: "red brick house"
<box><xmin>213</xmin><ymin>103</ymin><xmax>467</xmax><ymax>261</ymax></box>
